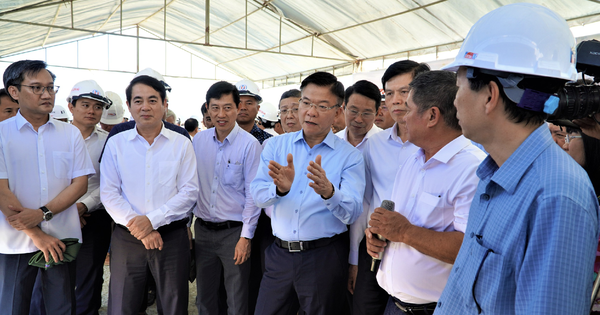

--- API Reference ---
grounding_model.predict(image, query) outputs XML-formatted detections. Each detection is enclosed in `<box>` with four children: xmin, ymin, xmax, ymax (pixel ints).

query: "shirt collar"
<box><xmin>340</xmin><ymin>125</ymin><xmax>381</xmax><ymax>145</ymax></box>
<box><xmin>486</xmin><ymin>124</ymin><xmax>553</xmax><ymax>194</ymax></box>
<box><xmin>388</xmin><ymin>123</ymin><xmax>406</xmax><ymax>144</ymax></box>
<box><xmin>212</xmin><ymin>123</ymin><xmax>241</xmax><ymax>144</ymax></box>
<box><xmin>128</xmin><ymin>121</ymin><xmax>169</xmax><ymax>141</ymax></box>
<box><xmin>418</xmin><ymin>135</ymin><xmax>472</xmax><ymax>164</ymax></box>
<box><xmin>295</xmin><ymin>129</ymin><xmax>337</xmax><ymax>149</ymax></box>
<box><xmin>15</xmin><ymin>110</ymin><xmax>55</xmax><ymax>131</ymax></box>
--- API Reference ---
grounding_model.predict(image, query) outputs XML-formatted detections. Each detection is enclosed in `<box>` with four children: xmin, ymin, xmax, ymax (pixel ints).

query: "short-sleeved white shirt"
<box><xmin>0</xmin><ymin>112</ymin><xmax>95</xmax><ymax>254</ymax></box>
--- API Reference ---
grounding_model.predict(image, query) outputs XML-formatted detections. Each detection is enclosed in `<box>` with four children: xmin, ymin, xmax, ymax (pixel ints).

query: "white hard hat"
<box><xmin>67</xmin><ymin>80</ymin><xmax>112</xmax><ymax>108</ymax></box>
<box><xmin>235</xmin><ymin>79</ymin><xmax>262</xmax><ymax>103</ymax></box>
<box><xmin>101</xmin><ymin>91</ymin><xmax>125</xmax><ymax>125</ymax></box>
<box><xmin>442</xmin><ymin>3</ymin><xmax>576</xmax><ymax>82</ymax></box>
<box><xmin>50</xmin><ymin>105</ymin><xmax>69</xmax><ymax>120</ymax></box>
<box><xmin>134</xmin><ymin>68</ymin><xmax>172</xmax><ymax>92</ymax></box>
<box><xmin>257</xmin><ymin>101</ymin><xmax>279</xmax><ymax>122</ymax></box>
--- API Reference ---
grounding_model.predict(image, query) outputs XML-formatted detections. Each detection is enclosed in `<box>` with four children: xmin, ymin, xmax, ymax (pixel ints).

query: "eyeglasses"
<box><xmin>299</xmin><ymin>99</ymin><xmax>339</xmax><ymax>112</ymax></box>
<box><xmin>565</xmin><ymin>134</ymin><xmax>582</xmax><ymax>144</ymax></box>
<box><xmin>17</xmin><ymin>84</ymin><xmax>59</xmax><ymax>95</ymax></box>
<box><xmin>347</xmin><ymin>109</ymin><xmax>375</xmax><ymax>119</ymax></box>
<box><xmin>280</xmin><ymin>107</ymin><xmax>299</xmax><ymax>116</ymax></box>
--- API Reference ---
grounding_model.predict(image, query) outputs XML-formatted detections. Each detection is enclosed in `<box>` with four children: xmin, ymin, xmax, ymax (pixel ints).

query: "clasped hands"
<box><xmin>127</xmin><ymin>215</ymin><xmax>163</xmax><ymax>250</ymax></box>
<box><xmin>267</xmin><ymin>153</ymin><xmax>334</xmax><ymax>199</ymax></box>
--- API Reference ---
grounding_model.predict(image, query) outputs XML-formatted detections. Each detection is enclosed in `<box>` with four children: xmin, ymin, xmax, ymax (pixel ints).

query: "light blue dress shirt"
<box><xmin>435</xmin><ymin>124</ymin><xmax>600</xmax><ymax>314</ymax></box>
<box><xmin>250</xmin><ymin>130</ymin><xmax>365</xmax><ymax>241</ymax></box>
<box><xmin>193</xmin><ymin>124</ymin><xmax>262</xmax><ymax>239</ymax></box>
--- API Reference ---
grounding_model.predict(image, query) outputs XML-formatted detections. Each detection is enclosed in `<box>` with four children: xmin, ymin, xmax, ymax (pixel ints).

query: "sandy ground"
<box><xmin>98</xmin><ymin>265</ymin><xmax>198</xmax><ymax>315</ymax></box>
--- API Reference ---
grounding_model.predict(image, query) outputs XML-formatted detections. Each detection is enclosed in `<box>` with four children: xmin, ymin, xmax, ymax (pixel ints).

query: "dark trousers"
<box><xmin>30</xmin><ymin>209</ymin><xmax>113</xmax><ymax>315</ymax></box>
<box><xmin>255</xmin><ymin>233</ymin><xmax>349</xmax><ymax>315</ymax></box>
<box><xmin>0</xmin><ymin>252</ymin><xmax>76</xmax><ymax>315</ymax></box>
<box><xmin>353</xmin><ymin>237</ymin><xmax>389</xmax><ymax>315</ymax></box>
<box><xmin>75</xmin><ymin>209</ymin><xmax>113</xmax><ymax>315</ymax></box>
<box><xmin>108</xmin><ymin>224</ymin><xmax>190</xmax><ymax>315</ymax></box>
<box><xmin>194</xmin><ymin>221</ymin><xmax>250</xmax><ymax>315</ymax></box>
<box><xmin>383</xmin><ymin>297</ymin><xmax>436</xmax><ymax>315</ymax></box>
<box><xmin>248</xmin><ymin>210</ymin><xmax>276</xmax><ymax>315</ymax></box>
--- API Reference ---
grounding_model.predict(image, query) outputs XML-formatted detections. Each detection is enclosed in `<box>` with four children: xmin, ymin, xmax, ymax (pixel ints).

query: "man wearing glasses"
<box><xmin>336</xmin><ymin>80</ymin><xmax>382</xmax><ymax>150</ymax></box>
<box><xmin>0</xmin><ymin>60</ymin><xmax>95</xmax><ymax>314</ymax></box>
<box><xmin>193</xmin><ymin>81</ymin><xmax>262</xmax><ymax>315</ymax></box>
<box><xmin>251</xmin><ymin>72</ymin><xmax>365</xmax><ymax>315</ymax></box>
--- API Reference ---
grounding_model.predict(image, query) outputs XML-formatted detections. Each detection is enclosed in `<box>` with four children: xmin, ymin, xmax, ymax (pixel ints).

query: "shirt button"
<box><xmin>309</xmin><ymin>153</ymin><xmax>312</xmax><ymax>156</ymax></box>
<box><xmin>217</xmin><ymin>163</ymin><xmax>220</xmax><ymax>165</ymax></box>
<box><xmin>295</xmin><ymin>209</ymin><xmax>298</xmax><ymax>213</ymax></box>
<box><xmin>41</xmin><ymin>171</ymin><xmax>45</xmax><ymax>174</ymax></box>
<box><xmin>482</xmin><ymin>194</ymin><xmax>490</xmax><ymax>201</ymax></box>
<box><xmin>147</xmin><ymin>165</ymin><xmax>150</xmax><ymax>168</ymax></box>
<box><xmin>42</xmin><ymin>188</ymin><xmax>46</xmax><ymax>191</ymax></box>
<box><xmin>470</xmin><ymin>232</ymin><xmax>474</xmax><ymax>238</ymax></box>
<box><xmin>438</xmin><ymin>302</ymin><xmax>442</xmax><ymax>307</ymax></box>
<box><xmin>299</xmin><ymin>190</ymin><xmax>303</xmax><ymax>194</ymax></box>
<box><xmin>211</xmin><ymin>205</ymin><xmax>214</xmax><ymax>208</ymax></box>
<box><xmin>147</xmin><ymin>200</ymin><xmax>150</xmax><ymax>202</ymax></box>
<box><xmin>215</xmin><ymin>176</ymin><xmax>218</xmax><ymax>179</ymax></box>
<box><xmin>293</xmin><ymin>230</ymin><xmax>296</xmax><ymax>234</ymax></box>
<box><xmin>147</xmin><ymin>182</ymin><xmax>150</xmax><ymax>185</ymax></box>
<box><xmin>212</xmin><ymin>190</ymin><xmax>215</xmax><ymax>193</ymax></box>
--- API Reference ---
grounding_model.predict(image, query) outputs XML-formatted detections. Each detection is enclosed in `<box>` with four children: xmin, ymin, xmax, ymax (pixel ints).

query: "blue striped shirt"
<box><xmin>435</xmin><ymin>124</ymin><xmax>600</xmax><ymax>314</ymax></box>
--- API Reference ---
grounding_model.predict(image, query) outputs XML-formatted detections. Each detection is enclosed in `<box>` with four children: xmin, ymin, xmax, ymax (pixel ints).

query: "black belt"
<box><xmin>116</xmin><ymin>218</ymin><xmax>188</xmax><ymax>235</ymax></box>
<box><xmin>274</xmin><ymin>232</ymin><xmax>346</xmax><ymax>253</ymax></box>
<box><xmin>197</xmin><ymin>217</ymin><xmax>242</xmax><ymax>231</ymax></box>
<box><xmin>392</xmin><ymin>296</ymin><xmax>437</xmax><ymax>315</ymax></box>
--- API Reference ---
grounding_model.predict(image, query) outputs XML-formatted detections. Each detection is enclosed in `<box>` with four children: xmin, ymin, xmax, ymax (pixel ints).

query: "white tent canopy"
<box><xmin>3</xmin><ymin>0</ymin><xmax>600</xmax><ymax>88</ymax></box>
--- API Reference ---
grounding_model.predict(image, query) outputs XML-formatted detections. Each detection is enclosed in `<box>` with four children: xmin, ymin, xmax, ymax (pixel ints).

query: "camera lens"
<box><xmin>555</xmin><ymin>85</ymin><xmax>600</xmax><ymax>120</ymax></box>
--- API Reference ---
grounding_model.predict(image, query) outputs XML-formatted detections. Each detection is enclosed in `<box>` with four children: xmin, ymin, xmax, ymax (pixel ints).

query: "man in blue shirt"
<box><xmin>251</xmin><ymin>72</ymin><xmax>365</xmax><ymax>315</ymax></box>
<box><xmin>435</xmin><ymin>3</ymin><xmax>600</xmax><ymax>314</ymax></box>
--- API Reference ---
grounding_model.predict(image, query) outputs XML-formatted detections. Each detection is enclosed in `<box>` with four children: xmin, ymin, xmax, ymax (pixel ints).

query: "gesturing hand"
<box><xmin>268</xmin><ymin>153</ymin><xmax>295</xmax><ymax>194</ymax></box>
<box><xmin>307</xmin><ymin>155</ymin><xmax>334</xmax><ymax>199</ymax></box>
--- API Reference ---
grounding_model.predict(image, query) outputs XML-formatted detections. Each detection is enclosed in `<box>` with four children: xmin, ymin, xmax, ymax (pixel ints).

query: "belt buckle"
<box><xmin>287</xmin><ymin>241</ymin><xmax>303</xmax><ymax>253</ymax></box>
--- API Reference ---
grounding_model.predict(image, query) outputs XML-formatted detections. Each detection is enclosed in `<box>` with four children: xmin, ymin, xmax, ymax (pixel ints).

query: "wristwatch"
<box><xmin>40</xmin><ymin>206</ymin><xmax>53</xmax><ymax>221</ymax></box>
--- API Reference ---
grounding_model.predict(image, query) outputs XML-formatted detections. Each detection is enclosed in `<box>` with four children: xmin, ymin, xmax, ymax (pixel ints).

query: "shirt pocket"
<box><xmin>460</xmin><ymin>238</ymin><xmax>509</xmax><ymax>313</ymax></box>
<box><xmin>222</xmin><ymin>164</ymin><xmax>243</xmax><ymax>188</ymax></box>
<box><xmin>53</xmin><ymin>151</ymin><xmax>73</xmax><ymax>179</ymax></box>
<box><xmin>158</xmin><ymin>161</ymin><xmax>178</xmax><ymax>186</ymax></box>
<box><xmin>413</xmin><ymin>192</ymin><xmax>443</xmax><ymax>229</ymax></box>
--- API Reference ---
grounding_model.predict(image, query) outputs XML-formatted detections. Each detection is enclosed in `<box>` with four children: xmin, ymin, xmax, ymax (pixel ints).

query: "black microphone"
<box><xmin>371</xmin><ymin>199</ymin><xmax>395</xmax><ymax>272</ymax></box>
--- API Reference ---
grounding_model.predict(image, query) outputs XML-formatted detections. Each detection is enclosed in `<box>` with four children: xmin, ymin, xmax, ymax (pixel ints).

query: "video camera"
<box><xmin>549</xmin><ymin>40</ymin><xmax>600</xmax><ymax>121</ymax></box>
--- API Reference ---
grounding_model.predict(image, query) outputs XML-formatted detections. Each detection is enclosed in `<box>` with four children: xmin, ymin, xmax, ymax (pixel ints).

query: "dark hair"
<box><xmin>466</xmin><ymin>68</ymin><xmax>565</xmax><ymax>126</ymax></box>
<box><xmin>280</xmin><ymin>89</ymin><xmax>301</xmax><ymax>103</ymax></box>
<box><xmin>184</xmin><ymin>118</ymin><xmax>199</xmax><ymax>132</ymax></box>
<box><xmin>409</xmin><ymin>71</ymin><xmax>460</xmax><ymax>131</ymax></box>
<box><xmin>300</xmin><ymin>72</ymin><xmax>344</xmax><ymax>105</ymax></box>
<box><xmin>206</xmin><ymin>81</ymin><xmax>240</xmax><ymax>107</ymax></box>
<box><xmin>3</xmin><ymin>60</ymin><xmax>55</xmax><ymax>94</ymax></box>
<box><xmin>382</xmin><ymin>60</ymin><xmax>430</xmax><ymax>89</ymax></box>
<box><xmin>0</xmin><ymin>88</ymin><xmax>9</xmax><ymax>99</ymax></box>
<box><xmin>344</xmin><ymin>80</ymin><xmax>381</xmax><ymax>112</ymax></box>
<box><xmin>126</xmin><ymin>75</ymin><xmax>166</xmax><ymax>104</ymax></box>
<box><xmin>201</xmin><ymin>102</ymin><xmax>208</xmax><ymax>114</ymax></box>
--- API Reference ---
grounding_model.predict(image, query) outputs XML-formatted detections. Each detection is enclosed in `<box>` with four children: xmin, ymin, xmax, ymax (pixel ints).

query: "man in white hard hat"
<box><xmin>256</xmin><ymin>101</ymin><xmax>280</xmax><ymax>136</ymax></box>
<box><xmin>432</xmin><ymin>3</ymin><xmax>599</xmax><ymax>314</ymax></box>
<box><xmin>50</xmin><ymin>104</ymin><xmax>69</xmax><ymax>122</ymax></box>
<box><xmin>235</xmin><ymin>79</ymin><xmax>272</xmax><ymax>144</ymax></box>
<box><xmin>66</xmin><ymin>80</ymin><xmax>113</xmax><ymax>315</ymax></box>
<box><xmin>100</xmin><ymin>91</ymin><xmax>125</xmax><ymax>133</ymax></box>
<box><xmin>0</xmin><ymin>60</ymin><xmax>94</xmax><ymax>314</ymax></box>
<box><xmin>0</xmin><ymin>88</ymin><xmax>19</xmax><ymax>122</ymax></box>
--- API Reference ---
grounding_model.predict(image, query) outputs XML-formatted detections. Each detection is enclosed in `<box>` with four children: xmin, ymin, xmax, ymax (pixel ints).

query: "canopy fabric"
<box><xmin>1</xmin><ymin>0</ymin><xmax>600</xmax><ymax>83</ymax></box>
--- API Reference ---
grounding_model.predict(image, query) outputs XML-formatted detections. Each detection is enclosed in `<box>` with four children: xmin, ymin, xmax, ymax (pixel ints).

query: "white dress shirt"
<box><xmin>376</xmin><ymin>135</ymin><xmax>485</xmax><ymax>304</ymax></box>
<box><xmin>100</xmin><ymin>124</ymin><xmax>199</xmax><ymax>230</ymax></box>
<box><xmin>335</xmin><ymin>124</ymin><xmax>382</xmax><ymax>152</ymax></box>
<box><xmin>0</xmin><ymin>112</ymin><xmax>95</xmax><ymax>254</ymax></box>
<box><xmin>348</xmin><ymin>123</ymin><xmax>419</xmax><ymax>265</ymax></box>
<box><xmin>78</xmin><ymin>127</ymin><xmax>108</xmax><ymax>212</ymax></box>
<box><xmin>193</xmin><ymin>124</ymin><xmax>262</xmax><ymax>239</ymax></box>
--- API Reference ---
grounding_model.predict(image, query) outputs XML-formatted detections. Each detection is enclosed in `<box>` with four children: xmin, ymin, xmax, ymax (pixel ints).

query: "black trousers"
<box><xmin>255</xmin><ymin>233</ymin><xmax>349</xmax><ymax>315</ymax></box>
<box><xmin>353</xmin><ymin>237</ymin><xmax>389</xmax><ymax>315</ymax></box>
